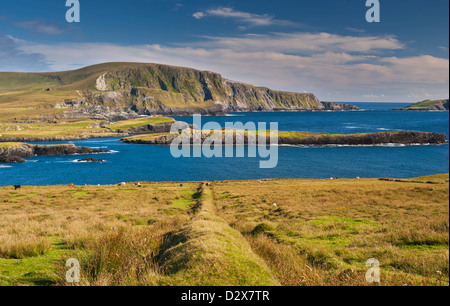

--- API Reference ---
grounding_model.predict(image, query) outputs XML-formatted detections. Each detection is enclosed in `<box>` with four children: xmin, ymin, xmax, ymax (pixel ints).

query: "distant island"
<box><xmin>394</xmin><ymin>99</ymin><xmax>449</xmax><ymax>111</ymax></box>
<box><xmin>0</xmin><ymin>62</ymin><xmax>359</xmax><ymax>121</ymax></box>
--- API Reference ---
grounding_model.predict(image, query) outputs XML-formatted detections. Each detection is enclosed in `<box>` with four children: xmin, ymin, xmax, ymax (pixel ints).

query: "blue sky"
<box><xmin>0</xmin><ymin>0</ymin><xmax>448</xmax><ymax>102</ymax></box>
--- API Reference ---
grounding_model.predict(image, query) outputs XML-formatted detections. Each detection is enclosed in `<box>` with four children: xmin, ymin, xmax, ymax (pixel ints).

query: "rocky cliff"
<box><xmin>34</xmin><ymin>63</ymin><xmax>359</xmax><ymax>120</ymax></box>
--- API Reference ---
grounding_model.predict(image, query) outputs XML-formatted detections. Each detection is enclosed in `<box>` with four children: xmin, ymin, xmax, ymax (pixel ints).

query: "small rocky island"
<box><xmin>0</xmin><ymin>143</ymin><xmax>109</xmax><ymax>163</ymax></box>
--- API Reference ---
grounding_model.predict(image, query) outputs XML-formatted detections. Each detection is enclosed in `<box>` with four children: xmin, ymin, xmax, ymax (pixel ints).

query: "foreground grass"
<box><xmin>0</xmin><ymin>182</ymin><xmax>199</xmax><ymax>285</ymax></box>
<box><xmin>214</xmin><ymin>174</ymin><xmax>449</xmax><ymax>286</ymax></box>
<box><xmin>0</xmin><ymin>175</ymin><xmax>448</xmax><ymax>286</ymax></box>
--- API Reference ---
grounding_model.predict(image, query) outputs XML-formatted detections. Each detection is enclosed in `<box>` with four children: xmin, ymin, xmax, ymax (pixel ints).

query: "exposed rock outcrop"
<box><xmin>0</xmin><ymin>143</ymin><xmax>109</xmax><ymax>163</ymax></box>
<box><xmin>77</xmin><ymin>158</ymin><xmax>105</xmax><ymax>162</ymax></box>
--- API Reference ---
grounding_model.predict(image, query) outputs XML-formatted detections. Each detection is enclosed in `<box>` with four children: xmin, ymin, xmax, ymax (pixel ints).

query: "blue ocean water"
<box><xmin>0</xmin><ymin>103</ymin><xmax>448</xmax><ymax>186</ymax></box>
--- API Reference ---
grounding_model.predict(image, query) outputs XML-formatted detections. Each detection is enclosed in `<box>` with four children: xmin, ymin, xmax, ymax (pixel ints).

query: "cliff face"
<box><xmin>46</xmin><ymin>63</ymin><xmax>359</xmax><ymax>120</ymax></box>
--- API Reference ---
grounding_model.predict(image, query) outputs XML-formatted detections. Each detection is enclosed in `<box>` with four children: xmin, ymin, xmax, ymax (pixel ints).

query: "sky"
<box><xmin>0</xmin><ymin>0</ymin><xmax>448</xmax><ymax>102</ymax></box>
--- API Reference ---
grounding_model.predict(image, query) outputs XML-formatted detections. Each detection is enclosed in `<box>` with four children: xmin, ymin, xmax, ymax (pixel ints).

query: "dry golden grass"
<box><xmin>0</xmin><ymin>182</ymin><xmax>199</xmax><ymax>285</ymax></box>
<box><xmin>0</xmin><ymin>175</ymin><xmax>448</xmax><ymax>286</ymax></box>
<box><xmin>213</xmin><ymin>176</ymin><xmax>449</xmax><ymax>286</ymax></box>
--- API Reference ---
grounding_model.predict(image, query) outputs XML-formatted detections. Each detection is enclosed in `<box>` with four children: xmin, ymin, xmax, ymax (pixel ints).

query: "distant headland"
<box><xmin>394</xmin><ymin>99</ymin><xmax>449</xmax><ymax>111</ymax></box>
<box><xmin>0</xmin><ymin>62</ymin><xmax>359</xmax><ymax>121</ymax></box>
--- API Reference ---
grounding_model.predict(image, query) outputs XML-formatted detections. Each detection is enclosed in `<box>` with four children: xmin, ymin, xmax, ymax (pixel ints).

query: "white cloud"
<box><xmin>192</xmin><ymin>12</ymin><xmax>206</xmax><ymax>20</ymax></box>
<box><xmin>193</xmin><ymin>7</ymin><xmax>297</xmax><ymax>27</ymax></box>
<box><xmin>11</xmin><ymin>31</ymin><xmax>449</xmax><ymax>102</ymax></box>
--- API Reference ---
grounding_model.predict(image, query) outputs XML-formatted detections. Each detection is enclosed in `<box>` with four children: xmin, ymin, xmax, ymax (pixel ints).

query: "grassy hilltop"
<box><xmin>0</xmin><ymin>174</ymin><xmax>448</xmax><ymax>286</ymax></box>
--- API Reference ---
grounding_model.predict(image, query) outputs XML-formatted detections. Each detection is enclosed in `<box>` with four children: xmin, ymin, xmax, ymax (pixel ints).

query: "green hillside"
<box><xmin>0</xmin><ymin>73</ymin><xmax>61</xmax><ymax>94</ymax></box>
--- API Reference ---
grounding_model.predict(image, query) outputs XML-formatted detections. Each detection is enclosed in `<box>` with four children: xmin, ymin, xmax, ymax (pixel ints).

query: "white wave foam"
<box><xmin>280</xmin><ymin>143</ymin><xmax>440</xmax><ymax>148</ymax></box>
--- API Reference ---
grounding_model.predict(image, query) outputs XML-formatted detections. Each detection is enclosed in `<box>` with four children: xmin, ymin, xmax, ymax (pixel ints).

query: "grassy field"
<box><xmin>0</xmin><ymin>174</ymin><xmax>448</xmax><ymax>286</ymax></box>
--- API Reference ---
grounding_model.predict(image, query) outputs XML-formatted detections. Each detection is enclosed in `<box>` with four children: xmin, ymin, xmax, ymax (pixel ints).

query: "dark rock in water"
<box><xmin>77</xmin><ymin>158</ymin><xmax>105</xmax><ymax>162</ymax></box>
<box><xmin>0</xmin><ymin>155</ymin><xmax>26</xmax><ymax>163</ymax></box>
<box><xmin>32</xmin><ymin>144</ymin><xmax>109</xmax><ymax>156</ymax></box>
<box><xmin>0</xmin><ymin>143</ymin><xmax>110</xmax><ymax>163</ymax></box>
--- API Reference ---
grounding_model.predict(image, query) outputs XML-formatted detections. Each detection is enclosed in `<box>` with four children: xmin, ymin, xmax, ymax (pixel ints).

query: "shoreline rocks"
<box><xmin>0</xmin><ymin>143</ymin><xmax>110</xmax><ymax>164</ymax></box>
<box><xmin>77</xmin><ymin>158</ymin><xmax>105</xmax><ymax>162</ymax></box>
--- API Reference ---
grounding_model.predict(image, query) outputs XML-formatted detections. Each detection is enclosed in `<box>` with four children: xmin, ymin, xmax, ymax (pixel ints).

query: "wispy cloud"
<box><xmin>194</xmin><ymin>32</ymin><xmax>404</xmax><ymax>53</ymax></box>
<box><xmin>14</xmin><ymin>20</ymin><xmax>64</xmax><ymax>35</ymax></box>
<box><xmin>192</xmin><ymin>7</ymin><xmax>297</xmax><ymax>28</ymax></box>
<box><xmin>10</xmin><ymin>31</ymin><xmax>449</xmax><ymax>102</ymax></box>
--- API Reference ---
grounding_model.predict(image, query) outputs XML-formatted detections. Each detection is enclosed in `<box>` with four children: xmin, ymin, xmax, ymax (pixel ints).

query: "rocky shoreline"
<box><xmin>47</xmin><ymin>98</ymin><xmax>360</xmax><ymax>121</ymax></box>
<box><xmin>0</xmin><ymin>143</ymin><xmax>109</xmax><ymax>163</ymax></box>
<box><xmin>122</xmin><ymin>131</ymin><xmax>448</xmax><ymax>146</ymax></box>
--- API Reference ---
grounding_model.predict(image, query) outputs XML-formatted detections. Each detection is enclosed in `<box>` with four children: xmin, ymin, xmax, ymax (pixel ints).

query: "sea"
<box><xmin>0</xmin><ymin>103</ymin><xmax>448</xmax><ymax>186</ymax></box>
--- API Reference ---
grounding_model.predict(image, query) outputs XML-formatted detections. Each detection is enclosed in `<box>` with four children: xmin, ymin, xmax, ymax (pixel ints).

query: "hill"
<box><xmin>395</xmin><ymin>99</ymin><xmax>449</xmax><ymax>111</ymax></box>
<box><xmin>0</xmin><ymin>62</ymin><xmax>359</xmax><ymax>121</ymax></box>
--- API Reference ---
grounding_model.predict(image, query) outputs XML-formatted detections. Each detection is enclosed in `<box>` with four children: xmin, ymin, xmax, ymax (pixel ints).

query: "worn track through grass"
<box><xmin>157</xmin><ymin>183</ymin><xmax>280</xmax><ymax>286</ymax></box>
